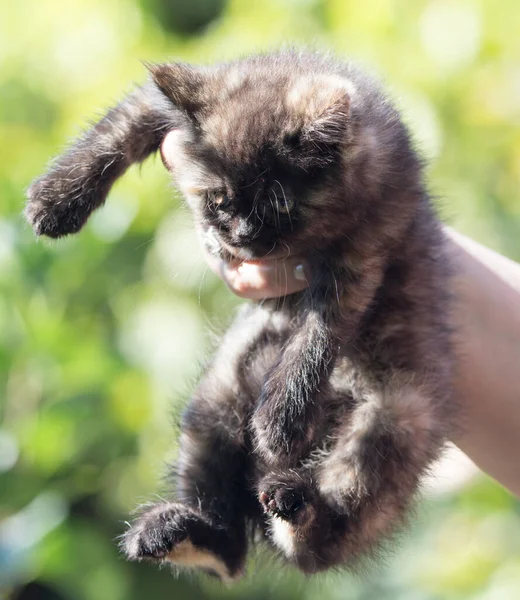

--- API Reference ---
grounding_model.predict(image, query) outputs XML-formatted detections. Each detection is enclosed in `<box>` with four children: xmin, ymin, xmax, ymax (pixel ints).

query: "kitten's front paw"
<box><xmin>25</xmin><ymin>176</ymin><xmax>89</xmax><ymax>238</ymax></box>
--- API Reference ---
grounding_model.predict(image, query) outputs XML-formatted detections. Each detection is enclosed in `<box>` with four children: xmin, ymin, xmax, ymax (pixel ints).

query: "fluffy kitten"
<box><xmin>26</xmin><ymin>50</ymin><xmax>456</xmax><ymax>580</ymax></box>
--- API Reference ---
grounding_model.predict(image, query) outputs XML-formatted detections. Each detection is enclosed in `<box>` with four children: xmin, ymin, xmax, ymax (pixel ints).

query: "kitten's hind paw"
<box><xmin>122</xmin><ymin>502</ymin><xmax>245</xmax><ymax>582</ymax></box>
<box><xmin>258</xmin><ymin>473</ymin><xmax>317</xmax><ymax>526</ymax></box>
<box><xmin>260</xmin><ymin>485</ymin><xmax>305</xmax><ymax>522</ymax></box>
<box><xmin>123</xmin><ymin>502</ymin><xmax>189</xmax><ymax>561</ymax></box>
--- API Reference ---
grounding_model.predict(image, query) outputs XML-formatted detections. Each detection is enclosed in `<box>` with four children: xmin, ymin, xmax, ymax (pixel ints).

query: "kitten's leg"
<box><xmin>252</xmin><ymin>308</ymin><xmax>334</xmax><ymax>464</ymax></box>
<box><xmin>26</xmin><ymin>80</ymin><xmax>175</xmax><ymax>238</ymax></box>
<box><xmin>318</xmin><ymin>376</ymin><xmax>449</xmax><ymax>538</ymax></box>
<box><xmin>256</xmin><ymin>379</ymin><xmax>449</xmax><ymax>572</ymax></box>
<box><xmin>124</xmin><ymin>304</ymin><xmax>285</xmax><ymax>581</ymax></box>
<box><xmin>253</xmin><ymin>257</ymin><xmax>384</xmax><ymax>465</ymax></box>
<box><xmin>123</xmin><ymin>430</ymin><xmax>251</xmax><ymax>582</ymax></box>
<box><xmin>122</xmin><ymin>396</ymin><xmax>252</xmax><ymax>581</ymax></box>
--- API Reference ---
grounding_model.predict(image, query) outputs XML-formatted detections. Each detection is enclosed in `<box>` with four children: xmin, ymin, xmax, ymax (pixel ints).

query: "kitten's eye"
<box><xmin>270</xmin><ymin>187</ymin><xmax>295</xmax><ymax>214</ymax></box>
<box><xmin>209</xmin><ymin>191</ymin><xmax>233</xmax><ymax>211</ymax></box>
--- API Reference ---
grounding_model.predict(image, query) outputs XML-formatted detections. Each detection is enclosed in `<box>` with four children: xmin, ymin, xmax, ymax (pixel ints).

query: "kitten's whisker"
<box><xmin>282</xmin><ymin>260</ymin><xmax>289</xmax><ymax>310</ymax></box>
<box><xmin>254</xmin><ymin>204</ymin><xmax>266</xmax><ymax>238</ymax></box>
<box><xmin>268</xmin><ymin>188</ymin><xmax>280</xmax><ymax>230</ymax></box>
<box><xmin>262</xmin><ymin>241</ymin><xmax>279</xmax><ymax>260</ymax></box>
<box><xmin>251</xmin><ymin>206</ymin><xmax>266</xmax><ymax>240</ymax></box>
<box><xmin>239</xmin><ymin>167</ymin><xmax>269</xmax><ymax>189</ymax></box>
<box><xmin>250</xmin><ymin>192</ymin><xmax>266</xmax><ymax>240</ymax></box>
<box><xmin>298</xmin><ymin>244</ymin><xmax>341</xmax><ymax>305</ymax></box>
<box><xmin>198</xmin><ymin>266</ymin><xmax>209</xmax><ymax>306</ymax></box>
<box><xmin>247</xmin><ymin>188</ymin><xmax>262</xmax><ymax>221</ymax></box>
<box><xmin>135</xmin><ymin>236</ymin><xmax>156</xmax><ymax>250</ymax></box>
<box><xmin>274</xmin><ymin>179</ymin><xmax>293</xmax><ymax>231</ymax></box>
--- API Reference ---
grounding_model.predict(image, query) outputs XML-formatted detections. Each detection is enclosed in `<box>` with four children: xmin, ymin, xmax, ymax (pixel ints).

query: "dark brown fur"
<box><xmin>25</xmin><ymin>50</ymin><xmax>456</xmax><ymax>580</ymax></box>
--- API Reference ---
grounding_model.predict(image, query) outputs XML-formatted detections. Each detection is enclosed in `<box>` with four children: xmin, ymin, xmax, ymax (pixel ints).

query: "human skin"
<box><xmin>447</xmin><ymin>230</ymin><xmax>520</xmax><ymax>497</ymax></box>
<box><xmin>161</xmin><ymin>135</ymin><xmax>520</xmax><ymax>497</ymax></box>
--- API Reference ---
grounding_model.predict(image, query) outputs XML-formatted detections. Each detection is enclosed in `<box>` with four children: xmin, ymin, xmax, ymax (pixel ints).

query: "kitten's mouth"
<box><xmin>203</xmin><ymin>227</ymin><xmax>290</xmax><ymax>265</ymax></box>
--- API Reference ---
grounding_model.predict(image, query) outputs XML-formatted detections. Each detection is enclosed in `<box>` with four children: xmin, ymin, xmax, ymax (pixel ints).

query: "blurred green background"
<box><xmin>1</xmin><ymin>0</ymin><xmax>520</xmax><ymax>598</ymax></box>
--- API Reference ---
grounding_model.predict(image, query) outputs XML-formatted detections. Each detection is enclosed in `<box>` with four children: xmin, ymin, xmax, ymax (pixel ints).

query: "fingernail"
<box><xmin>293</xmin><ymin>263</ymin><xmax>308</xmax><ymax>282</ymax></box>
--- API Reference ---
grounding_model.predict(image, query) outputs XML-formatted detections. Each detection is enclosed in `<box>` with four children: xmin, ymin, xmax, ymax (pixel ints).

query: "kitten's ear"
<box><xmin>287</xmin><ymin>76</ymin><xmax>353</xmax><ymax>150</ymax></box>
<box><xmin>147</xmin><ymin>62</ymin><xmax>209</xmax><ymax>120</ymax></box>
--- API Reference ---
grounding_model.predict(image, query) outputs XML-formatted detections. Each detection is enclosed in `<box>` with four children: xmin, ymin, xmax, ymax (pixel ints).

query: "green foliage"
<box><xmin>1</xmin><ymin>0</ymin><xmax>519</xmax><ymax>598</ymax></box>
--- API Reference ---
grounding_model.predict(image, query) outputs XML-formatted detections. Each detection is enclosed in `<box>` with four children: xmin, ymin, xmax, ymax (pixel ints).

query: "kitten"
<box><xmin>25</xmin><ymin>50</ymin><xmax>456</xmax><ymax>580</ymax></box>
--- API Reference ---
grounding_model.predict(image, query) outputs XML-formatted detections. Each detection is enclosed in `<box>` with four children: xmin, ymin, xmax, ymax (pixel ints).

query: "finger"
<box><xmin>202</xmin><ymin>243</ymin><xmax>310</xmax><ymax>299</ymax></box>
<box><xmin>220</xmin><ymin>257</ymin><xmax>310</xmax><ymax>299</ymax></box>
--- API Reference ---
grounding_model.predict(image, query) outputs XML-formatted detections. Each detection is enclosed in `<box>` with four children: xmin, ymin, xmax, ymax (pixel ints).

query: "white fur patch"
<box><xmin>167</xmin><ymin>539</ymin><xmax>237</xmax><ymax>583</ymax></box>
<box><xmin>269</xmin><ymin>517</ymin><xmax>296</xmax><ymax>557</ymax></box>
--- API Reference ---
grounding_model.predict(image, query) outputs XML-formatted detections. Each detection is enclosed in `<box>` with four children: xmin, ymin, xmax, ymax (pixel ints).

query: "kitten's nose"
<box><xmin>233</xmin><ymin>218</ymin><xmax>255</xmax><ymax>243</ymax></box>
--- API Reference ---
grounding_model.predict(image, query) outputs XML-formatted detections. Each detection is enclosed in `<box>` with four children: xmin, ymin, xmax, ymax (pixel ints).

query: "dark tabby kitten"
<box><xmin>26</xmin><ymin>51</ymin><xmax>456</xmax><ymax>580</ymax></box>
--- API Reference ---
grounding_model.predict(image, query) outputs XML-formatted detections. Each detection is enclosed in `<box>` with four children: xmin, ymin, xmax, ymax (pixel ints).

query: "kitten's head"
<box><xmin>150</xmin><ymin>60</ymin><xmax>356</xmax><ymax>261</ymax></box>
